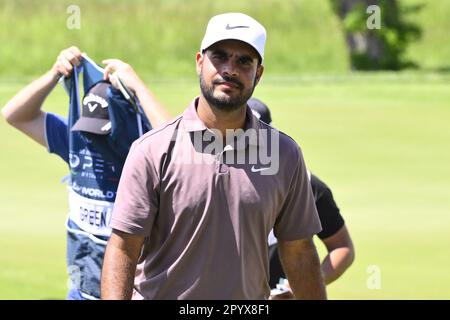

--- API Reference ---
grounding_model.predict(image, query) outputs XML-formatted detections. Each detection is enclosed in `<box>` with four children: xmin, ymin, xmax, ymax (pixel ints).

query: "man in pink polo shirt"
<box><xmin>101</xmin><ymin>12</ymin><xmax>326</xmax><ymax>300</ymax></box>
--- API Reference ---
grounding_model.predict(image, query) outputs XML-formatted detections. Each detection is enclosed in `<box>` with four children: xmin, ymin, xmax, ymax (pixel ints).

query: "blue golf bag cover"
<box><xmin>64</xmin><ymin>56</ymin><xmax>151</xmax><ymax>299</ymax></box>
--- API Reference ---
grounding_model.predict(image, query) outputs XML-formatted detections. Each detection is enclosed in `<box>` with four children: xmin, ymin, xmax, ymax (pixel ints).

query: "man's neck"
<box><xmin>197</xmin><ymin>95</ymin><xmax>247</xmax><ymax>139</ymax></box>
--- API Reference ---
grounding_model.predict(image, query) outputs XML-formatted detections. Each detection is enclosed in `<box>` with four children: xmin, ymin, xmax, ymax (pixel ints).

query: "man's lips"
<box><xmin>214</xmin><ymin>80</ymin><xmax>242</xmax><ymax>89</ymax></box>
<box><xmin>219</xmin><ymin>82</ymin><xmax>238</xmax><ymax>89</ymax></box>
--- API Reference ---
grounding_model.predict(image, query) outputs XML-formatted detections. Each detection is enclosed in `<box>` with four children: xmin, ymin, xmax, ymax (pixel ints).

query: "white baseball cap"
<box><xmin>200</xmin><ymin>13</ymin><xmax>267</xmax><ymax>63</ymax></box>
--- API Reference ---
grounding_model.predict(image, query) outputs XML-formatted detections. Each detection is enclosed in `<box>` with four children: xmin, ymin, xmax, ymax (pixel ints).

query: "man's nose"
<box><xmin>222</xmin><ymin>59</ymin><xmax>239</xmax><ymax>77</ymax></box>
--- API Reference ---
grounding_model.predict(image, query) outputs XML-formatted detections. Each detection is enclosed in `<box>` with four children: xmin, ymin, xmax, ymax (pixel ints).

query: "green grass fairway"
<box><xmin>1</xmin><ymin>72</ymin><xmax>449</xmax><ymax>299</ymax></box>
<box><xmin>2</xmin><ymin>0</ymin><xmax>450</xmax><ymax>77</ymax></box>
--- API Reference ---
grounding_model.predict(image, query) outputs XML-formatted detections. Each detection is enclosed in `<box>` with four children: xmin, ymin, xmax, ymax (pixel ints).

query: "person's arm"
<box><xmin>101</xmin><ymin>229</ymin><xmax>145</xmax><ymax>300</ymax></box>
<box><xmin>102</xmin><ymin>59</ymin><xmax>172</xmax><ymax>128</ymax></box>
<box><xmin>278</xmin><ymin>238</ymin><xmax>327</xmax><ymax>300</ymax></box>
<box><xmin>310</xmin><ymin>174</ymin><xmax>355</xmax><ymax>284</ymax></box>
<box><xmin>1</xmin><ymin>47</ymin><xmax>82</xmax><ymax>147</ymax></box>
<box><xmin>321</xmin><ymin>225</ymin><xmax>355</xmax><ymax>285</ymax></box>
<box><xmin>269</xmin><ymin>225</ymin><xmax>354</xmax><ymax>300</ymax></box>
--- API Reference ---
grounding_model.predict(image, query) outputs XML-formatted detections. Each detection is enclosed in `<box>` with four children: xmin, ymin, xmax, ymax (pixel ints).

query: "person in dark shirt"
<box><xmin>248</xmin><ymin>98</ymin><xmax>355</xmax><ymax>298</ymax></box>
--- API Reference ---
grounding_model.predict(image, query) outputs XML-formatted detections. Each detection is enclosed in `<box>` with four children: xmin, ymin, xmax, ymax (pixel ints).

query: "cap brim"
<box><xmin>71</xmin><ymin>117</ymin><xmax>111</xmax><ymax>135</ymax></box>
<box><xmin>202</xmin><ymin>37</ymin><xmax>263</xmax><ymax>62</ymax></box>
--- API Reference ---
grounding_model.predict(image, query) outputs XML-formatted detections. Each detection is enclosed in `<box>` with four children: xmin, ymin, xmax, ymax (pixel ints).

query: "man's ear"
<box><xmin>196</xmin><ymin>52</ymin><xmax>203</xmax><ymax>76</ymax></box>
<box><xmin>254</xmin><ymin>65</ymin><xmax>264</xmax><ymax>86</ymax></box>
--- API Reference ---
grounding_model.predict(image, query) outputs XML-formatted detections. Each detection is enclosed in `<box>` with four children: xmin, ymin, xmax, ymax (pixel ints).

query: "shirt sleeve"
<box><xmin>45</xmin><ymin>113</ymin><xmax>69</xmax><ymax>164</ymax></box>
<box><xmin>109</xmin><ymin>140</ymin><xmax>160</xmax><ymax>236</ymax></box>
<box><xmin>310</xmin><ymin>174</ymin><xmax>345</xmax><ymax>239</ymax></box>
<box><xmin>273</xmin><ymin>146</ymin><xmax>322</xmax><ymax>241</ymax></box>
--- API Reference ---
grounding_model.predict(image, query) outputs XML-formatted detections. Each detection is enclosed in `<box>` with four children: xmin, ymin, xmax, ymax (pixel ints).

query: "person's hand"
<box><xmin>51</xmin><ymin>46</ymin><xmax>83</xmax><ymax>78</ymax></box>
<box><xmin>102</xmin><ymin>59</ymin><xmax>145</xmax><ymax>95</ymax></box>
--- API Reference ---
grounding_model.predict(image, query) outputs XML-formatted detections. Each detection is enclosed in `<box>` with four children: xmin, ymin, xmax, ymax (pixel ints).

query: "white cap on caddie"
<box><xmin>200</xmin><ymin>13</ymin><xmax>267</xmax><ymax>63</ymax></box>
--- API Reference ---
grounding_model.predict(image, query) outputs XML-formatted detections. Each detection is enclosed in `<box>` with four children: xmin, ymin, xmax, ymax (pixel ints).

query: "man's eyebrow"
<box><xmin>208</xmin><ymin>48</ymin><xmax>227</xmax><ymax>55</ymax></box>
<box><xmin>209</xmin><ymin>49</ymin><xmax>256</xmax><ymax>61</ymax></box>
<box><xmin>239</xmin><ymin>54</ymin><xmax>255</xmax><ymax>62</ymax></box>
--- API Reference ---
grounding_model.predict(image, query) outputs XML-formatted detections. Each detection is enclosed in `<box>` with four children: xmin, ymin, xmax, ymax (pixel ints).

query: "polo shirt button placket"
<box><xmin>216</xmin><ymin>145</ymin><xmax>232</xmax><ymax>174</ymax></box>
<box><xmin>219</xmin><ymin>162</ymin><xmax>229</xmax><ymax>174</ymax></box>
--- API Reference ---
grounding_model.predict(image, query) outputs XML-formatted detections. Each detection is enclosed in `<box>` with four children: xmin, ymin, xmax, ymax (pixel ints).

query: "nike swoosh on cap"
<box><xmin>225</xmin><ymin>24</ymin><xmax>250</xmax><ymax>30</ymax></box>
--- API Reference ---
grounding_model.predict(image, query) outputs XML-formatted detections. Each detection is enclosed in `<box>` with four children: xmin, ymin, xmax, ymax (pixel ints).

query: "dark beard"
<box><xmin>199</xmin><ymin>74</ymin><xmax>256</xmax><ymax>112</ymax></box>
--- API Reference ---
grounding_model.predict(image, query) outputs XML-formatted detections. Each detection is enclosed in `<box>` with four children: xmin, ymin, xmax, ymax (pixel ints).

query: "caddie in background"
<box><xmin>247</xmin><ymin>98</ymin><xmax>355</xmax><ymax>299</ymax></box>
<box><xmin>101</xmin><ymin>13</ymin><xmax>327</xmax><ymax>300</ymax></box>
<box><xmin>1</xmin><ymin>46</ymin><xmax>172</xmax><ymax>300</ymax></box>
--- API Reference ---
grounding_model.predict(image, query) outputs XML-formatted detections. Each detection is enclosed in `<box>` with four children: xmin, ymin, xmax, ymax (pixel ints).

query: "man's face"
<box><xmin>196</xmin><ymin>40</ymin><xmax>264</xmax><ymax>112</ymax></box>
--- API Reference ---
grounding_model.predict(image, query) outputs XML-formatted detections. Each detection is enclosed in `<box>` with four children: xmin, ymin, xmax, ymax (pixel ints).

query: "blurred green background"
<box><xmin>1</xmin><ymin>0</ymin><xmax>449</xmax><ymax>299</ymax></box>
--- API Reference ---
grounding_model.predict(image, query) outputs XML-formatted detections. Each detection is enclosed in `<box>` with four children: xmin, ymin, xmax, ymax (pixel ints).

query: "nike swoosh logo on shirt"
<box><xmin>251</xmin><ymin>165</ymin><xmax>271</xmax><ymax>173</ymax></box>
